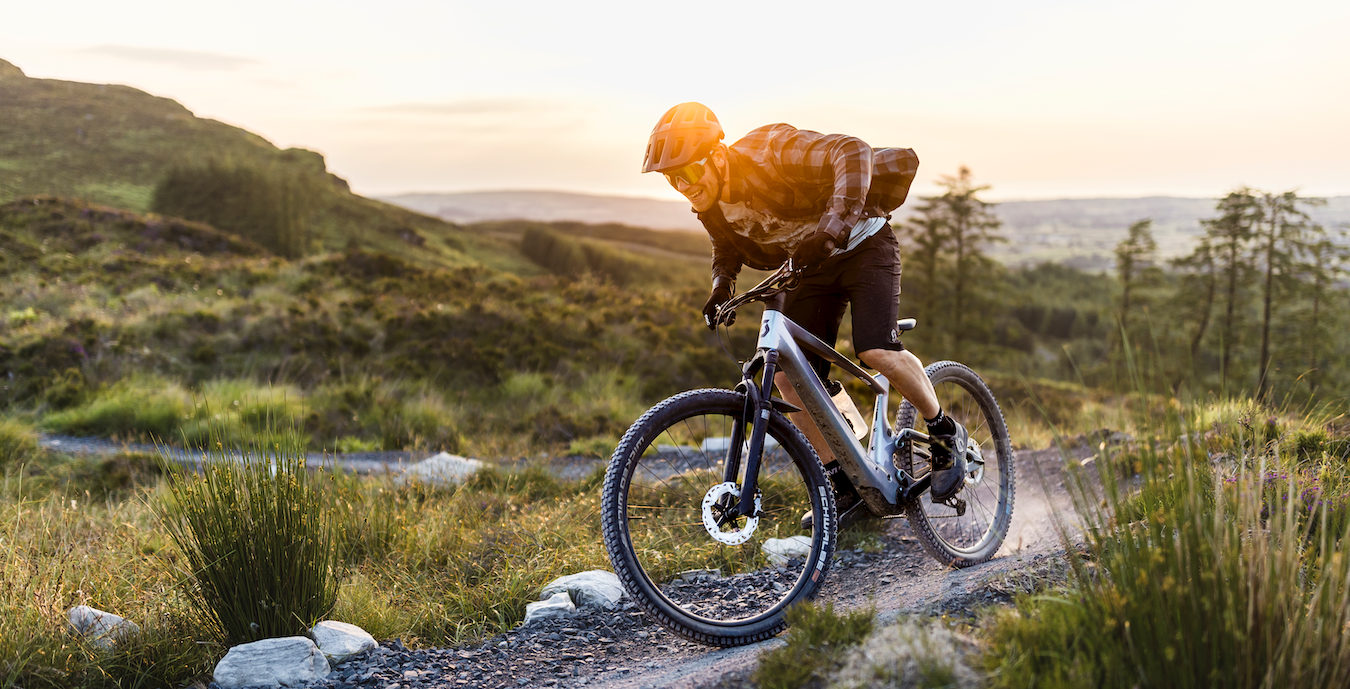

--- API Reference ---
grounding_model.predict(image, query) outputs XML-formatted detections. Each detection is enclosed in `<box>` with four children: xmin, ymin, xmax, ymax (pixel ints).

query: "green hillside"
<box><xmin>0</xmin><ymin>196</ymin><xmax>743</xmax><ymax>453</ymax></box>
<box><xmin>0</xmin><ymin>58</ymin><xmax>534</xmax><ymax>274</ymax></box>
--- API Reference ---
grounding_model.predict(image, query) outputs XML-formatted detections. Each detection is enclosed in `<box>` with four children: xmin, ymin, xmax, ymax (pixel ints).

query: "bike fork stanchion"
<box><xmin>720</xmin><ymin>404</ymin><xmax>747</xmax><ymax>485</ymax></box>
<box><xmin>736</xmin><ymin>350</ymin><xmax>777</xmax><ymax>519</ymax></box>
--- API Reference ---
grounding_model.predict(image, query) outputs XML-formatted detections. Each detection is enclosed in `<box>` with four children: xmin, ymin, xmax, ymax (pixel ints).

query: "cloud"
<box><xmin>79</xmin><ymin>45</ymin><xmax>258</xmax><ymax>71</ymax></box>
<box><xmin>358</xmin><ymin>98</ymin><xmax>549</xmax><ymax>117</ymax></box>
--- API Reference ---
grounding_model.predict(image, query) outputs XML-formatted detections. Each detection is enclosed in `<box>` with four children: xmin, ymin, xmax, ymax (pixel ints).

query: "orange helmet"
<box><xmin>641</xmin><ymin>102</ymin><xmax>724</xmax><ymax>173</ymax></box>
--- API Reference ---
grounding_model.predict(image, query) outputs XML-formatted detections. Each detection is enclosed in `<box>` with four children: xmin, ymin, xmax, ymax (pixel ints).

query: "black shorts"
<box><xmin>783</xmin><ymin>227</ymin><xmax>904</xmax><ymax>381</ymax></box>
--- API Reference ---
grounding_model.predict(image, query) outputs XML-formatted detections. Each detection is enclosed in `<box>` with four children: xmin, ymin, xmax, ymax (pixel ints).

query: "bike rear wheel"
<box><xmin>896</xmin><ymin>361</ymin><xmax>1015</xmax><ymax>567</ymax></box>
<box><xmin>600</xmin><ymin>389</ymin><xmax>836</xmax><ymax>646</ymax></box>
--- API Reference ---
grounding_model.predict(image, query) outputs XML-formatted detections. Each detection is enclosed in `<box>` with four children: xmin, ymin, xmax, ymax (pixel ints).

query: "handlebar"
<box><xmin>711</xmin><ymin>260</ymin><xmax>804</xmax><ymax>328</ymax></box>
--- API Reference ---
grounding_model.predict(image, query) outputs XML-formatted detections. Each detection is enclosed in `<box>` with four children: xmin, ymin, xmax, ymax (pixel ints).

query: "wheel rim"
<box><xmin>914</xmin><ymin>377</ymin><xmax>1010</xmax><ymax>555</ymax></box>
<box><xmin>619</xmin><ymin>406</ymin><xmax>822</xmax><ymax>626</ymax></box>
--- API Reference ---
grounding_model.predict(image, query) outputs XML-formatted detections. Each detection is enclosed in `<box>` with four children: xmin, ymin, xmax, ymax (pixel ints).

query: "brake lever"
<box><xmin>707</xmin><ymin>306</ymin><xmax>738</xmax><ymax>329</ymax></box>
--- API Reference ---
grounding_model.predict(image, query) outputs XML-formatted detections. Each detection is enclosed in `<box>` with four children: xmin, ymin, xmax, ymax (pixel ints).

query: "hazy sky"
<box><xmin>4</xmin><ymin>0</ymin><xmax>1348</xmax><ymax>201</ymax></box>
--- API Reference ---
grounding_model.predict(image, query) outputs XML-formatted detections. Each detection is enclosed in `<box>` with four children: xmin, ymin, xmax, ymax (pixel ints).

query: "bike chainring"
<box><xmin>701</xmin><ymin>482</ymin><xmax>763</xmax><ymax>545</ymax></box>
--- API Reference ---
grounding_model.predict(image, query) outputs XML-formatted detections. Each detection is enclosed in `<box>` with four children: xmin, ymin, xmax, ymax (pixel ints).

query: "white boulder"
<box><xmin>310</xmin><ymin>620</ymin><xmax>377</xmax><ymax>662</ymax></box>
<box><xmin>540</xmin><ymin>570</ymin><xmax>627</xmax><ymax>610</ymax></box>
<box><xmin>522</xmin><ymin>591</ymin><xmax>576</xmax><ymax>626</ymax></box>
<box><xmin>403</xmin><ymin>452</ymin><xmax>482</xmax><ymax>486</ymax></box>
<box><xmin>212</xmin><ymin>636</ymin><xmax>331</xmax><ymax>688</ymax></box>
<box><xmin>67</xmin><ymin>605</ymin><xmax>140</xmax><ymax>651</ymax></box>
<box><xmin>761</xmin><ymin>536</ymin><xmax>814</xmax><ymax>566</ymax></box>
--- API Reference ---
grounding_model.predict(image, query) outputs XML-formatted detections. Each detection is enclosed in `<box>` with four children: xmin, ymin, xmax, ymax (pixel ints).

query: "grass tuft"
<box><xmin>155</xmin><ymin>425</ymin><xmax>339</xmax><ymax>644</ymax></box>
<box><xmin>753</xmin><ymin>601</ymin><xmax>874</xmax><ymax>689</ymax></box>
<box><xmin>830</xmin><ymin>618</ymin><xmax>982</xmax><ymax>689</ymax></box>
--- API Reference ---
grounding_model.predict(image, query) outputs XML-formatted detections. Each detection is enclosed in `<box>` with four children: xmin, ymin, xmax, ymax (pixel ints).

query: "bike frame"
<box><xmin>719</xmin><ymin>266</ymin><xmax>934</xmax><ymax>520</ymax></box>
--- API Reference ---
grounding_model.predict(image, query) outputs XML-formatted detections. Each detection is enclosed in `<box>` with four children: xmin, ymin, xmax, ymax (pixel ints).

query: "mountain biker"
<box><xmin>642</xmin><ymin>102</ymin><xmax>969</xmax><ymax>511</ymax></box>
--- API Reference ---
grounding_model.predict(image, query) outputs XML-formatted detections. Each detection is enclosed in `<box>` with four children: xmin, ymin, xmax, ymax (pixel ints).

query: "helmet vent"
<box><xmin>641</xmin><ymin>102</ymin><xmax>723</xmax><ymax>174</ymax></box>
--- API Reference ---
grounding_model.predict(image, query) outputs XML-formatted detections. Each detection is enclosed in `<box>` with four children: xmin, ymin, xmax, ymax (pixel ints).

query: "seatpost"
<box><xmin>737</xmin><ymin>349</ymin><xmax>777</xmax><ymax>518</ymax></box>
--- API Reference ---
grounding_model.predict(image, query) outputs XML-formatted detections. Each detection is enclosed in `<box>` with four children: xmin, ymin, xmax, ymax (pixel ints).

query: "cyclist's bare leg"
<box><xmin>773</xmin><ymin>372</ymin><xmax>837</xmax><ymax>465</ymax></box>
<box><xmin>857</xmin><ymin>349</ymin><xmax>940</xmax><ymax>420</ymax></box>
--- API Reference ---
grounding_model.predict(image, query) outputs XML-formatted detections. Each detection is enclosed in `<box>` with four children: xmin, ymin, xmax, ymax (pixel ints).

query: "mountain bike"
<box><xmin>599</xmin><ymin>260</ymin><xmax>1015</xmax><ymax>647</ymax></box>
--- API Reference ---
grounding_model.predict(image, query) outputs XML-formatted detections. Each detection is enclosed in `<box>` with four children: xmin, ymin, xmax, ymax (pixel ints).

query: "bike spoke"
<box><xmin>612</xmin><ymin>400</ymin><xmax>825</xmax><ymax>630</ymax></box>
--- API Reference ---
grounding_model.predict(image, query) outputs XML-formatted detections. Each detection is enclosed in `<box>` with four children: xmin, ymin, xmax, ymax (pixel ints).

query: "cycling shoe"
<box><xmin>927</xmin><ymin>420</ymin><xmax>969</xmax><ymax>502</ymax></box>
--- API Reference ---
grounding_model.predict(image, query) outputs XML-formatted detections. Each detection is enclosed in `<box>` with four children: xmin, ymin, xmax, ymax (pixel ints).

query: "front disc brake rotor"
<box><xmin>701</xmin><ymin>482</ymin><xmax>762</xmax><ymax>545</ymax></box>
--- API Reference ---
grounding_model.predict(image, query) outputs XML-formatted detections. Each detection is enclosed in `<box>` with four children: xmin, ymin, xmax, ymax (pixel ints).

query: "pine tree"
<box><xmin>1115</xmin><ymin>219</ymin><xmax>1158</xmax><ymax>341</ymax></box>
<box><xmin>1298</xmin><ymin>225</ymin><xmax>1349</xmax><ymax>393</ymax></box>
<box><xmin>1253</xmin><ymin>191</ymin><xmax>1324</xmax><ymax>400</ymax></box>
<box><xmin>913</xmin><ymin>167</ymin><xmax>1003</xmax><ymax>357</ymax></box>
<box><xmin>897</xmin><ymin>202</ymin><xmax>947</xmax><ymax>331</ymax></box>
<box><xmin>1201</xmin><ymin>189</ymin><xmax>1261</xmax><ymax>391</ymax></box>
<box><xmin>1172</xmin><ymin>237</ymin><xmax>1219</xmax><ymax>365</ymax></box>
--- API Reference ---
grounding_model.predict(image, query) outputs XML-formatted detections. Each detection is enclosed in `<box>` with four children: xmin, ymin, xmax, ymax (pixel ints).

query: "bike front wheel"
<box><xmin>896</xmin><ymin>361</ymin><xmax>1015</xmax><ymax>567</ymax></box>
<box><xmin>600</xmin><ymin>389</ymin><xmax>836</xmax><ymax>647</ymax></box>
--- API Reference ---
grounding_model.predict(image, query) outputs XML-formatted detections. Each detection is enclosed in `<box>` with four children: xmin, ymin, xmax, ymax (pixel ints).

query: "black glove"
<box><xmin>702</xmin><ymin>284</ymin><xmax>735</xmax><ymax>330</ymax></box>
<box><xmin>794</xmin><ymin>232</ymin><xmax>837</xmax><ymax>267</ymax></box>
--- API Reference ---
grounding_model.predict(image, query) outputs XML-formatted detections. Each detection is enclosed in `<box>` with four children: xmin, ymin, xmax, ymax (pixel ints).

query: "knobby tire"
<box><xmin>600</xmin><ymin>389</ymin><xmax>837</xmax><ymax>647</ymax></box>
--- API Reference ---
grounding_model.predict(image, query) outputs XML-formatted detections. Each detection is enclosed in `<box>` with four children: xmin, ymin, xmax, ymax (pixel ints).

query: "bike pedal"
<box><xmin>911</xmin><ymin>441</ymin><xmax>932</xmax><ymax>462</ymax></box>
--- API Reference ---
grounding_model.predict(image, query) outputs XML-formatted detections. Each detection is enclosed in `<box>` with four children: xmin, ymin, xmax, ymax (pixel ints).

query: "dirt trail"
<box><xmin>583</xmin><ymin>447</ymin><xmax>1077</xmax><ymax>689</ymax></box>
<box><xmin>314</xmin><ymin>447</ymin><xmax>1081</xmax><ymax>689</ymax></box>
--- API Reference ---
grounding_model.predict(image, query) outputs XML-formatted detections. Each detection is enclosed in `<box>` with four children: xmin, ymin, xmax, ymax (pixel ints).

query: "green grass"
<box><xmin>0</xmin><ymin>425</ymin><xmax>618</xmax><ymax>686</ymax></box>
<box><xmin>980</xmin><ymin>393</ymin><xmax>1350</xmax><ymax>688</ymax></box>
<box><xmin>1</xmin><ymin>445</ymin><xmax>216</xmax><ymax>688</ymax></box>
<box><xmin>753</xmin><ymin>601</ymin><xmax>875</xmax><ymax>689</ymax></box>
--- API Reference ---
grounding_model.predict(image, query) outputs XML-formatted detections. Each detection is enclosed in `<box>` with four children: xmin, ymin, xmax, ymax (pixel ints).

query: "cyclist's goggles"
<box><xmin>663</xmin><ymin>154</ymin><xmax>712</xmax><ymax>188</ymax></box>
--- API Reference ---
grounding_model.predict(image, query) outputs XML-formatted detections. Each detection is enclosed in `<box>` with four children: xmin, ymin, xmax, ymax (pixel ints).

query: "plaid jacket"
<box><xmin>696</xmin><ymin>123</ymin><xmax>919</xmax><ymax>287</ymax></box>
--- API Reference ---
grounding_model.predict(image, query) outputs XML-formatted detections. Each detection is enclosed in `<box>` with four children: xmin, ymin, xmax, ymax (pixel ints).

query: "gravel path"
<box><xmin>301</xmin><ymin>446</ymin><xmax>1081</xmax><ymax>689</ymax></box>
<box><xmin>39</xmin><ymin>434</ymin><xmax>438</xmax><ymax>474</ymax></box>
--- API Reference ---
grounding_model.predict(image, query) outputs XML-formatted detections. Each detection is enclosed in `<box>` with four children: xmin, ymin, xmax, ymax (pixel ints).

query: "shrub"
<box><xmin>156</xmin><ymin>429</ymin><xmax>339</xmax><ymax>644</ymax></box>
<box><xmin>753</xmin><ymin>602</ymin><xmax>874</xmax><ymax>689</ymax></box>
<box><xmin>152</xmin><ymin>160</ymin><xmax>319</xmax><ymax>259</ymax></box>
<box><xmin>519</xmin><ymin>226</ymin><xmax>647</xmax><ymax>285</ymax></box>
<box><xmin>42</xmin><ymin>378</ymin><xmax>189</xmax><ymax>441</ymax></box>
<box><xmin>0</xmin><ymin>418</ymin><xmax>39</xmax><ymax>472</ymax></box>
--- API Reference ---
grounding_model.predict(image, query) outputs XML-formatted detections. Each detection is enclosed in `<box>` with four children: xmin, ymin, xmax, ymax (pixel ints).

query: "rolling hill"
<box><xmin>0</xmin><ymin>58</ymin><xmax>531</xmax><ymax>274</ymax></box>
<box><xmin>383</xmin><ymin>192</ymin><xmax>1350</xmax><ymax>271</ymax></box>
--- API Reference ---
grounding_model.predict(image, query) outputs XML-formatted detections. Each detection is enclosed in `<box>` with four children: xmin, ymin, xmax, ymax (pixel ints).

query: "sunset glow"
<box><xmin>4</xmin><ymin>0</ymin><xmax>1347</xmax><ymax>201</ymax></box>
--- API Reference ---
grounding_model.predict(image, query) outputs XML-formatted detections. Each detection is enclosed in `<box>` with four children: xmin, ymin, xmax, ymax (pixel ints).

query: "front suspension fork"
<box><xmin>729</xmin><ymin>350</ymin><xmax>778</xmax><ymax>519</ymax></box>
